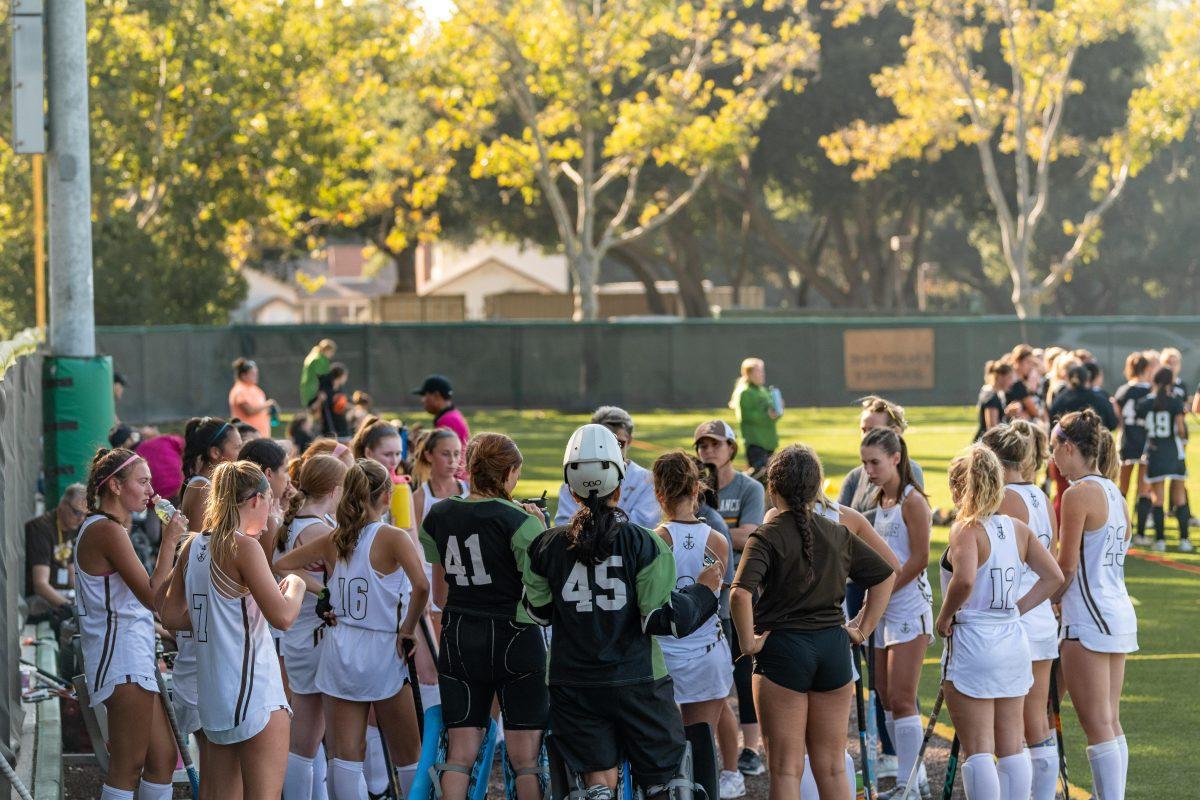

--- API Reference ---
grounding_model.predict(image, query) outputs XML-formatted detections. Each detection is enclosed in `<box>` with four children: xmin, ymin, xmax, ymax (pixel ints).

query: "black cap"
<box><xmin>412</xmin><ymin>374</ymin><xmax>453</xmax><ymax>397</ymax></box>
<box><xmin>113</xmin><ymin>371</ymin><xmax>127</xmax><ymax>387</ymax></box>
<box><xmin>108</xmin><ymin>424</ymin><xmax>135</xmax><ymax>449</ymax></box>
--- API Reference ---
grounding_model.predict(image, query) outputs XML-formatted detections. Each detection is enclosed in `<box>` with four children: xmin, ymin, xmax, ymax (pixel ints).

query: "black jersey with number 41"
<box><xmin>420</xmin><ymin>496</ymin><xmax>545</xmax><ymax>623</ymax></box>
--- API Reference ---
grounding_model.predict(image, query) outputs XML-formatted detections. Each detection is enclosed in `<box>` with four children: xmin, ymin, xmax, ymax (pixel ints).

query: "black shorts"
<box><xmin>1145</xmin><ymin>438</ymin><xmax>1186</xmax><ymax>482</ymax></box>
<box><xmin>746</xmin><ymin>445</ymin><xmax>773</xmax><ymax>471</ymax></box>
<box><xmin>550</xmin><ymin>677</ymin><xmax>684</xmax><ymax>787</ymax></box>
<box><xmin>438</xmin><ymin>612</ymin><xmax>549</xmax><ymax>730</ymax></box>
<box><xmin>753</xmin><ymin>626</ymin><xmax>852</xmax><ymax>694</ymax></box>
<box><xmin>1119</xmin><ymin>429</ymin><xmax>1147</xmax><ymax>464</ymax></box>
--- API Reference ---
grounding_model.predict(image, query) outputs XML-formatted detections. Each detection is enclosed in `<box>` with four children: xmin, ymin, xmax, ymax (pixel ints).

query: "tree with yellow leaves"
<box><xmin>821</xmin><ymin>0</ymin><xmax>1200</xmax><ymax>317</ymax></box>
<box><xmin>426</xmin><ymin>0</ymin><xmax>819</xmax><ymax>319</ymax></box>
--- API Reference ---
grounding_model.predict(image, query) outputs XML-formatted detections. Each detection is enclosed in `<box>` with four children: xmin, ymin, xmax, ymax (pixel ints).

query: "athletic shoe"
<box><xmin>876</xmin><ymin>783</ymin><xmax>930</xmax><ymax>800</ymax></box>
<box><xmin>876</xmin><ymin>754</ymin><xmax>898</xmax><ymax>779</ymax></box>
<box><xmin>737</xmin><ymin>748</ymin><xmax>766</xmax><ymax>776</ymax></box>
<box><xmin>585</xmin><ymin>786</ymin><xmax>614</xmax><ymax>800</ymax></box>
<box><xmin>719</xmin><ymin>769</ymin><xmax>746</xmax><ymax>799</ymax></box>
<box><xmin>1132</xmin><ymin>534</ymin><xmax>1151</xmax><ymax>547</ymax></box>
<box><xmin>1152</xmin><ymin>539</ymin><xmax>1167</xmax><ymax>551</ymax></box>
<box><xmin>1180</xmin><ymin>539</ymin><xmax>1195</xmax><ymax>553</ymax></box>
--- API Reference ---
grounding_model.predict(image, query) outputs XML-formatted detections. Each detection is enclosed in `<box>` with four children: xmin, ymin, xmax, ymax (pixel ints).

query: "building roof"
<box><xmin>419</xmin><ymin>255</ymin><xmax>563</xmax><ymax>297</ymax></box>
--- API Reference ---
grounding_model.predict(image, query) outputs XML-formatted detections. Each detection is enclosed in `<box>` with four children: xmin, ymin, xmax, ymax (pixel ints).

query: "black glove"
<box><xmin>315</xmin><ymin>587</ymin><xmax>333</xmax><ymax>621</ymax></box>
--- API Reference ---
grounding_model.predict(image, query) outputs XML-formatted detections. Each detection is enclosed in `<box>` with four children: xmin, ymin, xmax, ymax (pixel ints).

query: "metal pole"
<box><xmin>46</xmin><ymin>0</ymin><xmax>96</xmax><ymax>357</ymax></box>
<box><xmin>32</xmin><ymin>153</ymin><xmax>46</xmax><ymax>330</ymax></box>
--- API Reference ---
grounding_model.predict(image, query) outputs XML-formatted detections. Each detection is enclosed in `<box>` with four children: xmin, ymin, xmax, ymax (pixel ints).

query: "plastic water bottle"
<box><xmin>154</xmin><ymin>497</ymin><xmax>178</xmax><ymax>525</ymax></box>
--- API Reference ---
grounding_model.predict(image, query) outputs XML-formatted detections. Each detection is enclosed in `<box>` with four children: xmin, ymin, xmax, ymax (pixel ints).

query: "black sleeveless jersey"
<box><xmin>420</xmin><ymin>496</ymin><xmax>544</xmax><ymax>623</ymax></box>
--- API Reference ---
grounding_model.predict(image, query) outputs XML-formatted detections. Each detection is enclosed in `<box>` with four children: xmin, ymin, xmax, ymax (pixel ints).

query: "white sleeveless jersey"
<box><xmin>1061</xmin><ymin>476</ymin><xmax>1137</xmax><ymax>636</ymax></box>
<box><xmin>874</xmin><ymin>485</ymin><xmax>933</xmax><ymax>619</ymax></box>
<box><xmin>326</xmin><ymin>522</ymin><xmax>411</xmax><ymax>634</ymax></box>
<box><xmin>815</xmin><ymin>500</ymin><xmax>841</xmax><ymax>523</ymax></box>
<box><xmin>275</xmin><ymin>516</ymin><xmax>332</xmax><ymax>649</ymax></box>
<box><xmin>185</xmin><ymin>534</ymin><xmax>288</xmax><ymax>732</ymax></box>
<box><xmin>173</xmin><ymin>476</ymin><xmax>212</xmax><ymax>705</ymax></box>
<box><xmin>657</xmin><ymin>521</ymin><xmax>722</xmax><ymax>655</ymax></box>
<box><xmin>1007</xmin><ymin>483</ymin><xmax>1058</xmax><ymax>643</ymax></box>
<box><xmin>940</xmin><ymin>516</ymin><xmax>1022</xmax><ymax>625</ymax></box>
<box><xmin>74</xmin><ymin>515</ymin><xmax>158</xmax><ymax>700</ymax></box>
<box><xmin>415</xmin><ymin>481</ymin><xmax>469</xmax><ymax>528</ymax></box>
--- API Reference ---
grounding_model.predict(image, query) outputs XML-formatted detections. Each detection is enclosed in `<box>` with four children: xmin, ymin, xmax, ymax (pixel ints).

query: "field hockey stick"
<box><xmin>0</xmin><ymin>743</ymin><xmax>34</xmax><ymax>800</ymax></box>
<box><xmin>898</xmin><ymin>688</ymin><xmax>944</xmax><ymax>800</ymax></box>
<box><xmin>940</xmin><ymin>736</ymin><xmax>960</xmax><ymax>800</ymax></box>
<box><xmin>852</xmin><ymin>644</ymin><xmax>875</xmax><ymax>800</ymax></box>
<box><xmin>865</xmin><ymin>633</ymin><xmax>879</xmax><ymax>779</ymax></box>
<box><xmin>402</xmin><ymin>635</ymin><xmax>426</xmax><ymax>738</ymax></box>
<box><xmin>19</xmin><ymin>659</ymin><xmax>72</xmax><ymax>691</ymax></box>
<box><xmin>1049</xmin><ymin>659</ymin><xmax>1071</xmax><ymax>796</ymax></box>
<box><xmin>375</xmin><ymin>720</ymin><xmax>404</xmax><ymax>800</ymax></box>
<box><xmin>154</xmin><ymin>669</ymin><xmax>199</xmax><ymax>799</ymax></box>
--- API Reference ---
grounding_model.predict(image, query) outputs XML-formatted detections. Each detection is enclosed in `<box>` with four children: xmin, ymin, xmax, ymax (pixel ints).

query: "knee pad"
<box><xmin>645</xmin><ymin>742</ymin><xmax>697</xmax><ymax>800</ymax></box>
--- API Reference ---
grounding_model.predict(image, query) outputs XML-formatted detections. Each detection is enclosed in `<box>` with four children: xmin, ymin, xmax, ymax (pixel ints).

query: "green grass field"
<box><xmin>469</xmin><ymin>405</ymin><xmax>1198</xmax><ymax>800</ymax></box>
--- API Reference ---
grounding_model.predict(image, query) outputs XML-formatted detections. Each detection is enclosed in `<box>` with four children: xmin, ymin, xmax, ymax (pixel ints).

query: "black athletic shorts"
<box><xmin>550</xmin><ymin>677</ymin><xmax>684</xmax><ymax>787</ymax></box>
<box><xmin>746</xmin><ymin>445</ymin><xmax>773</xmax><ymax>471</ymax></box>
<box><xmin>438</xmin><ymin>611</ymin><xmax>549</xmax><ymax>730</ymax></box>
<box><xmin>753</xmin><ymin>626</ymin><xmax>852</xmax><ymax>694</ymax></box>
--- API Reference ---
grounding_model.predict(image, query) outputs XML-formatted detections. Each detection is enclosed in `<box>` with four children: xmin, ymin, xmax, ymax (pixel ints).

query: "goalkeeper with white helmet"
<box><xmin>523</xmin><ymin>424</ymin><xmax>722</xmax><ymax>800</ymax></box>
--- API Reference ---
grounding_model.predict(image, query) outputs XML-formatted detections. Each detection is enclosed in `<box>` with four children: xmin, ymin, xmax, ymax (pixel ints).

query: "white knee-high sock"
<box><xmin>137</xmin><ymin>780</ymin><xmax>172</xmax><ymax>800</ymax></box>
<box><xmin>330</xmin><ymin>758</ymin><xmax>367</xmax><ymax>800</ymax></box>
<box><xmin>99</xmin><ymin>786</ymin><xmax>134</xmax><ymax>800</ymax></box>
<box><xmin>419</xmin><ymin>682</ymin><xmax>441</xmax><ymax>714</ymax></box>
<box><xmin>364</xmin><ymin>726</ymin><xmax>388</xmax><ymax>794</ymax></box>
<box><xmin>1117</xmin><ymin>734</ymin><xmax>1129</xmax><ymax>786</ymax></box>
<box><xmin>1029</xmin><ymin>739</ymin><xmax>1059</xmax><ymax>800</ymax></box>
<box><xmin>800</xmin><ymin>754</ymin><xmax>818</xmax><ymax>799</ymax></box>
<box><xmin>997</xmin><ymin>750</ymin><xmax>1032</xmax><ymax>800</ymax></box>
<box><xmin>884</xmin><ymin>710</ymin><xmax>897</xmax><ymax>748</ymax></box>
<box><xmin>893</xmin><ymin>715</ymin><xmax>924</xmax><ymax>788</ymax></box>
<box><xmin>399</xmin><ymin>762</ymin><xmax>419</xmax><ymax>797</ymax></box>
<box><xmin>961</xmin><ymin>752</ymin><xmax>1000</xmax><ymax>800</ymax></box>
<box><xmin>312</xmin><ymin>743</ymin><xmax>329</xmax><ymax>800</ymax></box>
<box><xmin>285</xmin><ymin>753</ymin><xmax>315</xmax><ymax>800</ymax></box>
<box><xmin>845</xmin><ymin>750</ymin><xmax>856</xmax><ymax>798</ymax></box>
<box><xmin>1087</xmin><ymin>739</ymin><xmax>1124</xmax><ymax>800</ymax></box>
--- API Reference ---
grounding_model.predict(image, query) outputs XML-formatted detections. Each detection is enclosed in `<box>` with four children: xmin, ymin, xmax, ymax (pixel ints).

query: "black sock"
<box><xmin>1177</xmin><ymin>504</ymin><xmax>1191</xmax><ymax>541</ymax></box>
<box><xmin>1154</xmin><ymin>506</ymin><xmax>1166</xmax><ymax>541</ymax></box>
<box><xmin>1136</xmin><ymin>496</ymin><xmax>1152</xmax><ymax>537</ymax></box>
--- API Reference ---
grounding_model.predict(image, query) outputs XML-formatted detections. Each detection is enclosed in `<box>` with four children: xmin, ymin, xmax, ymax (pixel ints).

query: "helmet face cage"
<box><xmin>563</xmin><ymin>424</ymin><xmax>625</xmax><ymax>499</ymax></box>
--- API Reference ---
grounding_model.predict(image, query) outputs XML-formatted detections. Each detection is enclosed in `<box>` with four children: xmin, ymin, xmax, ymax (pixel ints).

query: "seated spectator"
<box><xmin>24</xmin><ymin>484</ymin><xmax>86</xmax><ymax>622</ymax></box>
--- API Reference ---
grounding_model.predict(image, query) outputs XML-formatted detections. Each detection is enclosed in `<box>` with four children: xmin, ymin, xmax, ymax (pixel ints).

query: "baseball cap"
<box><xmin>412</xmin><ymin>374</ymin><xmax>454</xmax><ymax>397</ymax></box>
<box><xmin>693</xmin><ymin>420</ymin><xmax>736</xmax><ymax>446</ymax></box>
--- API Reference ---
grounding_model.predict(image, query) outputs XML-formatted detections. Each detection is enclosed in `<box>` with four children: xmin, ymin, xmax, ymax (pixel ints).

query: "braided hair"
<box><xmin>765</xmin><ymin>445</ymin><xmax>824</xmax><ymax>584</ymax></box>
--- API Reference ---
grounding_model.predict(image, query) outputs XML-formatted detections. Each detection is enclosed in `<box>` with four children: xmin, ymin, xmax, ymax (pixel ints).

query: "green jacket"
<box><xmin>300</xmin><ymin>350</ymin><xmax>330</xmax><ymax>406</ymax></box>
<box><xmin>733</xmin><ymin>382</ymin><xmax>778</xmax><ymax>451</ymax></box>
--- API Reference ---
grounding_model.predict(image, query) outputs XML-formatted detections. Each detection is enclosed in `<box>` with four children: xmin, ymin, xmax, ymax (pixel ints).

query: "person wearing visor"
<box><xmin>524</xmin><ymin>424</ymin><xmax>722</xmax><ymax>800</ymax></box>
<box><xmin>554</xmin><ymin>406</ymin><xmax>660</xmax><ymax>529</ymax></box>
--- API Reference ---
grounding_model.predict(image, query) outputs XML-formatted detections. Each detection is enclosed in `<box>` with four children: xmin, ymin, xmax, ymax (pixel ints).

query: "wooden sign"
<box><xmin>843</xmin><ymin>328</ymin><xmax>935</xmax><ymax>390</ymax></box>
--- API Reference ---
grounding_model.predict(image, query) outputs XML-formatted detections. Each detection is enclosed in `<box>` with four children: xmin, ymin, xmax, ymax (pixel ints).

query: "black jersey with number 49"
<box><xmin>523</xmin><ymin>520</ymin><xmax>677</xmax><ymax>687</ymax></box>
<box><xmin>1135</xmin><ymin>395</ymin><xmax>1186</xmax><ymax>478</ymax></box>
<box><xmin>420</xmin><ymin>497</ymin><xmax>545</xmax><ymax>623</ymax></box>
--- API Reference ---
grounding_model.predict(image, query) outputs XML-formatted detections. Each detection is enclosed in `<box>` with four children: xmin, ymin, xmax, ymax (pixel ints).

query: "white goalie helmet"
<box><xmin>563</xmin><ymin>424</ymin><xmax>626</xmax><ymax>499</ymax></box>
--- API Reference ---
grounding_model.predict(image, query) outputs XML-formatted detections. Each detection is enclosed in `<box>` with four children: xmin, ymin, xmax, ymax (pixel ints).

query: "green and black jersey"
<box><xmin>420</xmin><ymin>496</ymin><xmax>545</xmax><ymax>623</ymax></box>
<box><xmin>523</xmin><ymin>520</ymin><xmax>677</xmax><ymax>687</ymax></box>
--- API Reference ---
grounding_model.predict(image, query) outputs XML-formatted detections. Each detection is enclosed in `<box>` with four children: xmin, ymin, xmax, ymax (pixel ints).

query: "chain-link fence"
<box><xmin>0</xmin><ymin>330</ymin><xmax>43</xmax><ymax>798</ymax></box>
<box><xmin>97</xmin><ymin>316</ymin><xmax>1200</xmax><ymax>423</ymax></box>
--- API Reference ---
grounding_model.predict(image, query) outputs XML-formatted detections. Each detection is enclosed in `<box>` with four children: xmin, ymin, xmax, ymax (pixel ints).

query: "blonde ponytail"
<box><xmin>205</xmin><ymin>461</ymin><xmax>268</xmax><ymax>568</ymax></box>
<box><xmin>950</xmin><ymin>444</ymin><xmax>1005</xmax><ymax>526</ymax></box>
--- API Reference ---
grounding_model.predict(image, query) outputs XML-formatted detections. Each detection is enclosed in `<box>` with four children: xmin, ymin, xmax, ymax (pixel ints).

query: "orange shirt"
<box><xmin>229</xmin><ymin>380</ymin><xmax>270</xmax><ymax>438</ymax></box>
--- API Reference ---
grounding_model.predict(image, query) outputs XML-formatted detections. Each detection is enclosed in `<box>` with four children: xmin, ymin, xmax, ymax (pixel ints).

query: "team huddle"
<box><xmin>71</xmin><ymin>388</ymin><xmax>1136</xmax><ymax>800</ymax></box>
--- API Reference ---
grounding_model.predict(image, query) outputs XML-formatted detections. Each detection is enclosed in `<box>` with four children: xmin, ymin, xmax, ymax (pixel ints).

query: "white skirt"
<box><xmin>91</xmin><ymin>673</ymin><xmax>158</xmax><ymax>707</ymax></box>
<box><xmin>173</xmin><ymin>694</ymin><xmax>202</xmax><ymax>736</ymax></box>
<box><xmin>881</xmin><ymin>608</ymin><xmax>934</xmax><ymax>648</ymax></box>
<box><xmin>315</xmin><ymin>624</ymin><xmax>408</xmax><ymax>702</ymax></box>
<box><xmin>281</xmin><ymin>633</ymin><xmax>325</xmax><ymax>696</ymax></box>
<box><xmin>205</xmin><ymin>705</ymin><xmax>290</xmax><ymax>745</ymax></box>
<box><xmin>941</xmin><ymin>622</ymin><xmax>1033</xmax><ymax>699</ymax></box>
<box><xmin>1061</xmin><ymin>624</ymin><xmax>1139</xmax><ymax>654</ymax></box>
<box><xmin>662</xmin><ymin>638</ymin><xmax>733</xmax><ymax>704</ymax></box>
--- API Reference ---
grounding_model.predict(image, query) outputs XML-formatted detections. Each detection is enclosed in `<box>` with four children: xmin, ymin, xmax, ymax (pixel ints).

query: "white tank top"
<box><xmin>185</xmin><ymin>533</ymin><xmax>288</xmax><ymax>732</ymax></box>
<box><xmin>874</xmin><ymin>485</ymin><xmax>933</xmax><ymax>616</ymax></box>
<box><xmin>326</xmin><ymin>522</ymin><xmax>411</xmax><ymax>633</ymax></box>
<box><xmin>415</xmin><ymin>481</ymin><xmax>469</xmax><ymax>528</ymax></box>
<box><xmin>815</xmin><ymin>499</ymin><xmax>841</xmax><ymax>523</ymax></box>
<box><xmin>1007</xmin><ymin>483</ymin><xmax>1057</xmax><ymax>630</ymax></box>
<box><xmin>275</xmin><ymin>516</ymin><xmax>332</xmax><ymax>649</ymax></box>
<box><xmin>657</xmin><ymin>521</ymin><xmax>722</xmax><ymax>655</ymax></box>
<box><xmin>940</xmin><ymin>516</ymin><xmax>1022</xmax><ymax>625</ymax></box>
<box><xmin>74</xmin><ymin>515</ymin><xmax>158</xmax><ymax>688</ymax></box>
<box><xmin>1060</xmin><ymin>476</ymin><xmax>1137</xmax><ymax>636</ymax></box>
<box><xmin>174</xmin><ymin>475</ymin><xmax>212</xmax><ymax>701</ymax></box>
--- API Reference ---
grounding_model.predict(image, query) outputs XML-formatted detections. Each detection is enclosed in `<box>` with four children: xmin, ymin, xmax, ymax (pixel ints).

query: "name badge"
<box><xmin>56</xmin><ymin>568</ymin><xmax>69</xmax><ymax>587</ymax></box>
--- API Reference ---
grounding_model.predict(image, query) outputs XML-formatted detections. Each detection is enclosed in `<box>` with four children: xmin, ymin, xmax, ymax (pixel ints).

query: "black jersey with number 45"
<box><xmin>523</xmin><ymin>520</ymin><xmax>678</xmax><ymax>688</ymax></box>
<box><xmin>420</xmin><ymin>497</ymin><xmax>545</xmax><ymax>623</ymax></box>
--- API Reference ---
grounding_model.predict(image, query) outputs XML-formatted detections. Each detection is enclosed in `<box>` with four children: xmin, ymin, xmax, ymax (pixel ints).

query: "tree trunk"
<box><xmin>391</xmin><ymin>246</ymin><xmax>417</xmax><ymax>294</ymax></box>
<box><xmin>611</xmin><ymin>246</ymin><xmax>669</xmax><ymax>315</ymax></box>
<box><xmin>664</xmin><ymin>227</ymin><xmax>712</xmax><ymax>318</ymax></box>
<box><xmin>573</xmin><ymin>249</ymin><xmax>601</xmax><ymax>320</ymax></box>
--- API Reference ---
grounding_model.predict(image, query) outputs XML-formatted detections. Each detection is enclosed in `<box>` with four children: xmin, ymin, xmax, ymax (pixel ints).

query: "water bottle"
<box><xmin>154</xmin><ymin>497</ymin><xmax>178</xmax><ymax>525</ymax></box>
<box><xmin>769</xmin><ymin>385</ymin><xmax>785</xmax><ymax>416</ymax></box>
